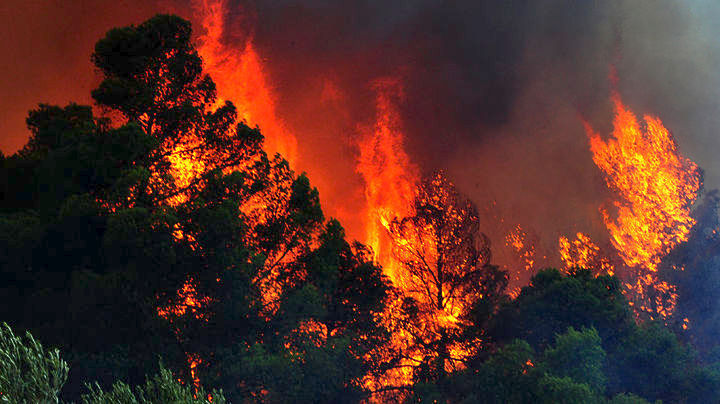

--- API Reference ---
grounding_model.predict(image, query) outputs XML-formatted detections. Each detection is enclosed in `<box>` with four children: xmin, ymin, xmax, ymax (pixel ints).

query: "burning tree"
<box><xmin>382</xmin><ymin>172</ymin><xmax>507</xmax><ymax>386</ymax></box>
<box><xmin>559</xmin><ymin>232</ymin><xmax>615</xmax><ymax>277</ymax></box>
<box><xmin>586</xmin><ymin>94</ymin><xmax>701</xmax><ymax>319</ymax></box>
<box><xmin>0</xmin><ymin>14</ymin><xmax>393</xmax><ymax>402</ymax></box>
<box><xmin>91</xmin><ymin>14</ymin><xmax>266</xmax><ymax>207</ymax></box>
<box><xmin>91</xmin><ymin>14</ymin><xmax>397</xmax><ymax>402</ymax></box>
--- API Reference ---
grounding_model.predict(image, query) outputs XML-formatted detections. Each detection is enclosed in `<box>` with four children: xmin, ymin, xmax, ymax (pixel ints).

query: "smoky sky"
<box><xmin>217</xmin><ymin>0</ymin><xmax>720</xmax><ymax>256</ymax></box>
<box><xmin>220</xmin><ymin>0</ymin><xmax>720</xmax><ymax>179</ymax></box>
<box><xmin>2</xmin><ymin>0</ymin><xmax>720</xmax><ymax>266</ymax></box>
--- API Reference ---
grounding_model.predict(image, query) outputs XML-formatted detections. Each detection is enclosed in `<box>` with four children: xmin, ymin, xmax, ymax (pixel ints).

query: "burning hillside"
<box><xmin>153</xmin><ymin>0</ymin><xmax>708</xmax><ymax>393</ymax></box>
<box><xmin>3</xmin><ymin>1</ymin><xmax>720</xmax><ymax>402</ymax></box>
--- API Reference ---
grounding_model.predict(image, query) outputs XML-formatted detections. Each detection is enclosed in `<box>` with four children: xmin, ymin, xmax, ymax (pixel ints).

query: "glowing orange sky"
<box><xmin>0</xmin><ymin>0</ymin><xmax>163</xmax><ymax>154</ymax></box>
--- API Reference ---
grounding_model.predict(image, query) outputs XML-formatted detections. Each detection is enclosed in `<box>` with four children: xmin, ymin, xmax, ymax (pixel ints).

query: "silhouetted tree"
<box><xmin>207</xmin><ymin>220</ymin><xmax>391</xmax><ymax>401</ymax></box>
<box><xmin>91</xmin><ymin>14</ymin><xmax>266</xmax><ymax>207</ymax></box>
<box><xmin>384</xmin><ymin>172</ymin><xmax>507</xmax><ymax>384</ymax></box>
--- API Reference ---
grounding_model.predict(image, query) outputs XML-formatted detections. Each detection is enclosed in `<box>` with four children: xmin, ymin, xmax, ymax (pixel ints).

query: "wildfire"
<box><xmin>157</xmin><ymin>279</ymin><xmax>210</xmax><ymax>388</ymax></box>
<box><xmin>188</xmin><ymin>354</ymin><xmax>203</xmax><ymax>389</ymax></box>
<box><xmin>586</xmin><ymin>93</ymin><xmax>701</xmax><ymax>318</ymax></box>
<box><xmin>195</xmin><ymin>0</ymin><xmax>297</xmax><ymax>165</ymax></box>
<box><xmin>355</xmin><ymin>78</ymin><xmax>421</xmax><ymax>393</ymax></box>
<box><xmin>165</xmin><ymin>135</ymin><xmax>207</xmax><ymax>206</ymax></box>
<box><xmin>356</xmin><ymin>78</ymin><xmax>419</xmax><ymax>280</ymax></box>
<box><xmin>152</xmin><ymin>1</ymin><xmax>706</xmax><ymax>394</ymax></box>
<box><xmin>364</xmin><ymin>172</ymin><xmax>496</xmax><ymax>394</ymax></box>
<box><xmin>506</xmin><ymin>224</ymin><xmax>537</xmax><ymax>273</ymax></box>
<box><xmin>506</xmin><ymin>225</ymin><xmax>535</xmax><ymax>270</ymax></box>
<box><xmin>558</xmin><ymin>232</ymin><xmax>614</xmax><ymax>276</ymax></box>
<box><xmin>157</xmin><ymin>279</ymin><xmax>210</xmax><ymax>320</ymax></box>
<box><xmin>148</xmin><ymin>0</ymin><xmax>310</xmax><ymax>390</ymax></box>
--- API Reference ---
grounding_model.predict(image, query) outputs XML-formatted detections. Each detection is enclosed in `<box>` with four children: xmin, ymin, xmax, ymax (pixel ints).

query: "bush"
<box><xmin>81</xmin><ymin>364</ymin><xmax>225</xmax><ymax>404</ymax></box>
<box><xmin>0</xmin><ymin>322</ymin><xmax>69</xmax><ymax>403</ymax></box>
<box><xmin>0</xmin><ymin>321</ymin><xmax>223</xmax><ymax>404</ymax></box>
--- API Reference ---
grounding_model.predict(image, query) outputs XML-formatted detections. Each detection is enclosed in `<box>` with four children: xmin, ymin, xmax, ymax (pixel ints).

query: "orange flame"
<box><xmin>559</xmin><ymin>232</ymin><xmax>614</xmax><ymax>276</ymax></box>
<box><xmin>155</xmin><ymin>0</ymin><xmax>304</xmax><ymax>388</ymax></box>
<box><xmin>157</xmin><ymin>278</ymin><xmax>210</xmax><ymax>321</ymax></box>
<box><xmin>586</xmin><ymin>94</ymin><xmax>700</xmax><ymax>318</ymax></box>
<box><xmin>504</xmin><ymin>225</ymin><xmax>539</xmax><ymax>298</ymax></box>
<box><xmin>195</xmin><ymin>0</ymin><xmax>297</xmax><ymax>164</ymax></box>
<box><xmin>157</xmin><ymin>279</ymin><xmax>210</xmax><ymax>388</ymax></box>
<box><xmin>161</xmin><ymin>0</ymin><xmax>289</xmax><ymax>304</ymax></box>
<box><xmin>356</xmin><ymin>78</ymin><xmax>419</xmax><ymax>279</ymax></box>
<box><xmin>355</xmin><ymin>79</ymin><xmax>423</xmax><ymax>393</ymax></box>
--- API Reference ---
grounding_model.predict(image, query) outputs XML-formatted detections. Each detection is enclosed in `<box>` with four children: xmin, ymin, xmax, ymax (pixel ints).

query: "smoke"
<box><xmin>221</xmin><ymin>0</ymin><xmax>720</xmax><ymax>264</ymax></box>
<box><xmin>2</xmin><ymin>0</ymin><xmax>720</xmax><ymax>270</ymax></box>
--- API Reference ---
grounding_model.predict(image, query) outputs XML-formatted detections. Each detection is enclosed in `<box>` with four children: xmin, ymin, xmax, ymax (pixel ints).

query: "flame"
<box><xmin>151</xmin><ymin>0</ymin><xmax>303</xmax><ymax>388</ymax></box>
<box><xmin>363</xmin><ymin>171</ymin><xmax>487</xmax><ymax>392</ymax></box>
<box><xmin>586</xmin><ymin>93</ymin><xmax>701</xmax><ymax>318</ymax></box>
<box><xmin>156</xmin><ymin>0</ymin><xmax>298</xmax><ymax>207</ymax></box>
<box><xmin>157</xmin><ymin>278</ymin><xmax>210</xmax><ymax>320</ymax></box>
<box><xmin>165</xmin><ymin>135</ymin><xmax>207</xmax><ymax>206</ymax></box>
<box><xmin>559</xmin><ymin>232</ymin><xmax>614</xmax><ymax>276</ymax></box>
<box><xmin>182</xmin><ymin>0</ymin><xmax>303</xmax><ymax>313</ymax></box>
<box><xmin>355</xmin><ymin>78</ymin><xmax>421</xmax><ymax>393</ymax></box>
<box><xmin>188</xmin><ymin>354</ymin><xmax>202</xmax><ymax>389</ymax></box>
<box><xmin>356</xmin><ymin>83</ymin><xmax>494</xmax><ymax>392</ymax></box>
<box><xmin>195</xmin><ymin>0</ymin><xmax>297</xmax><ymax>164</ymax></box>
<box><xmin>356</xmin><ymin>78</ymin><xmax>419</xmax><ymax>278</ymax></box>
<box><xmin>157</xmin><ymin>279</ymin><xmax>210</xmax><ymax>388</ymax></box>
<box><xmin>506</xmin><ymin>224</ymin><xmax>537</xmax><ymax>273</ymax></box>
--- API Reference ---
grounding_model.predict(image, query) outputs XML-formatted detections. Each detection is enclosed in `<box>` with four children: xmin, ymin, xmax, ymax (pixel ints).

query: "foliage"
<box><xmin>607</xmin><ymin>393</ymin><xmax>654</xmax><ymax>404</ymax></box>
<box><xmin>490</xmin><ymin>268</ymin><xmax>632</xmax><ymax>349</ymax></box>
<box><xmin>0</xmin><ymin>322</ymin><xmax>68</xmax><ymax>403</ymax></box>
<box><xmin>541</xmin><ymin>327</ymin><xmax>606</xmax><ymax>393</ymax></box>
<box><xmin>607</xmin><ymin>321</ymin><xmax>720</xmax><ymax>403</ymax></box>
<box><xmin>485</xmin><ymin>267</ymin><xmax>719</xmax><ymax>403</ymax></box>
<box><xmin>532</xmin><ymin>374</ymin><xmax>599</xmax><ymax>404</ymax></box>
<box><xmin>90</xmin><ymin>14</ymin><xmax>265</xmax><ymax>207</ymax></box>
<box><xmin>81</xmin><ymin>364</ymin><xmax>225</xmax><ymax>404</ymax></box>
<box><xmin>194</xmin><ymin>220</ymin><xmax>390</xmax><ymax>402</ymax></box>
<box><xmin>0</xmin><ymin>320</ymin><xmax>225</xmax><ymax>404</ymax></box>
<box><xmin>445</xmin><ymin>339</ymin><xmax>539</xmax><ymax>403</ymax></box>
<box><xmin>437</xmin><ymin>332</ymin><xmax>606</xmax><ymax>404</ymax></box>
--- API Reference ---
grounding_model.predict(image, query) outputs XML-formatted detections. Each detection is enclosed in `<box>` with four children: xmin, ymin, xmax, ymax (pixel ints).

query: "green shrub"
<box><xmin>81</xmin><ymin>364</ymin><xmax>225</xmax><ymax>404</ymax></box>
<box><xmin>0</xmin><ymin>322</ymin><xmax>69</xmax><ymax>403</ymax></box>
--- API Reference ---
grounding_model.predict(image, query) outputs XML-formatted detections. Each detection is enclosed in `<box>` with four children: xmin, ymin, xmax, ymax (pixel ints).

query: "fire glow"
<box><xmin>586</xmin><ymin>94</ymin><xmax>701</xmax><ymax>318</ymax></box>
<box><xmin>155</xmin><ymin>0</ymin><xmax>704</xmax><ymax>394</ymax></box>
<box><xmin>356</xmin><ymin>78</ymin><xmax>419</xmax><ymax>284</ymax></box>
<box><xmin>196</xmin><ymin>0</ymin><xmax>297</xmax><ymax>165</ymax></box>
<box><xmin>559</xmin><ymin>232</ymin><xmax>614</xmax><ymax>276</ymax></box>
